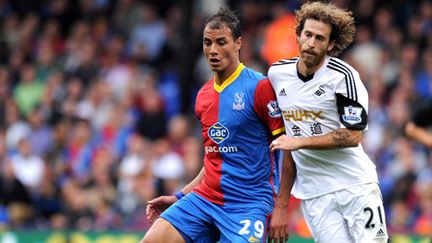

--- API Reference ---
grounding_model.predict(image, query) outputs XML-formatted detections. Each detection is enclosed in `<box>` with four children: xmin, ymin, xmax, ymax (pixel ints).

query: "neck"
<box><xmin>215</xmin><ymin>61</ymin><xmax>240</xmax><ymax>85</ymax></box>
<box><xmin>297</xmin><ymin>56</ymin><xmax>326</xmax><ymax>77</ymax></box>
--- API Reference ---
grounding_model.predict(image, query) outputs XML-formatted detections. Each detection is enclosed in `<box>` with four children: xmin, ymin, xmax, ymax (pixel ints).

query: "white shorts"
<box><xmin>301</xmin><ymin>183</ymin><xmax>389</xmax><ymax>243</ymax></box>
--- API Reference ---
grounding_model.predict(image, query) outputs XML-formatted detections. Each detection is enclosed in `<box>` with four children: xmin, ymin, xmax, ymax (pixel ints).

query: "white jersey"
<box><xmin>268</xmin><ymin>56</ymin><xmax>378</xmax><ymax>200</ymax></box>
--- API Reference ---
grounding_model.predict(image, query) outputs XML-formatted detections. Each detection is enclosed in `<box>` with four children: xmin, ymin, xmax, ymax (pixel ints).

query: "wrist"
<box><xmin>275</xmin><ymin>201</ymin><xmax>288</xmax><ymax>208</ymax></box>
<box><xmin>175</xmin><ymin>191</ymin><xmax>185</xmax><ymax>200</ymax></box>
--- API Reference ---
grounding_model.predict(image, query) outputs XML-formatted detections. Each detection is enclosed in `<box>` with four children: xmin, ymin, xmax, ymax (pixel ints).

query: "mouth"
<box><xmin>209</xmin><ymin>58</ymin><xmax>221</xmax><ymax>66</ymax></box>
<box><xmin>209</xmin><ymin>57</ymin><xmax>220</xmax><ymax>63</ymax></box>
<box><xmin>303</xmin><ymin>50</ymin><xmax>316</xmax><ymax>56</ymax></box>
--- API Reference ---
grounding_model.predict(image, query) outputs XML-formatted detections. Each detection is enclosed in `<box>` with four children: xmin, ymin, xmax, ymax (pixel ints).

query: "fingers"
<box><xmin>269</xmin><ymin>234</ymin><xmax>288</xmax><ymax>242</ymax></box>
<box><xmin>270</xmin><ymin>139</ymin><xmax>279</xmax><ymax>152</ymax></box>
<box><xmin>146</xmin><ymin>204</ymin><xmax>151</xmax><ymax>215</ymax></box>
<box><xmin>147</xmin><ymin>196</ymin><xmax>163</xmax><ymax>205</ymax></box>
<box><xmin>268</xmin><ymin>227</ymin><xmax>289</xmax><ymax>243</ymax></box>
<box><xmin>146</xmin><ymin>204</ymin><xmax>155</xmax><ymax>222</ymax></box>
<box><xmin>146</xmin><ymin>204</ymin><xmax>161</xmax><ymax>224</ymax></box>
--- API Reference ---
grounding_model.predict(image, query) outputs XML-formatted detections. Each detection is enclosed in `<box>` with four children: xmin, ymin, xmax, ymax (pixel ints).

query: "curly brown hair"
<box><xmin>295</xmin><ymin>1</ymin><xmax>356</xmax><ymax>57</ymax></box>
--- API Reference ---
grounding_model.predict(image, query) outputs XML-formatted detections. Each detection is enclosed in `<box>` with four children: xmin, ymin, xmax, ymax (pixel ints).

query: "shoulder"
<box><xmin>241</xmin><ymin>66</ymin><xmax>266</xmax><ymax>82</ymax></box>
<box><xmin>237</xmin><ymin>66</ymin><xmax>269</xmax><ymax>93</ymax></box>
<box><xmin>255</xmin><ymin>78</ymin><xmax>273</xmax><ymax>91</ymax></box>
<box><xmin>271</xmin><ymin>57</ymin><xmax>299</xmax><ymax>67</ymax></box>
<box><xmin>196</xmin><ymin>79</ymin><xmax>214</xmax><ymax>103</ymax></box>
<box><xmin>197</xmin><ymin>78</ymin><xmax>214</xmax><ymax>96</ymax></box>
<box><xmin>326</xmin><ymin>57</ymin><xmax>360</xmax><ymax>78</ymax></box>
<box><xmin>268</xmin><ymin>57</ymin><xmax>298</xmax><ymax>85</ymax></box>
<box><xmin>268</xmin><ymin>57</ymin><xmax>298</xmax><ymax>76</ymax></box>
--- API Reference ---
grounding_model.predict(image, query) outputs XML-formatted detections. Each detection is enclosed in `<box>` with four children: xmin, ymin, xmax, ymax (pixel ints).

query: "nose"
<box><xmin>306</xmin><ymin>38</ymin><xmax>315</xmax><ymax>48</ymax></box>
<box><xmin>209</xmin><ymin>43</ymin><xmax>218</xmax><ymax>55</ymax></box>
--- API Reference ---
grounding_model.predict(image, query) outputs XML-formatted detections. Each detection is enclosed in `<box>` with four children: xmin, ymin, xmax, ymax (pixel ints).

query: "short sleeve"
<box><xmin>253</xmin><ymin>78</ymin><xmax>285</xmax><ymax>136</ymax></box>
<box><xmin>336</xmin><ymin>94</ymin><xmax>368</xmax><ymax>130</ymax></box>
<box><xmin>333</xmin><ymin>65</ymin><xmax>369</xmax><ymax>130</ymax></box>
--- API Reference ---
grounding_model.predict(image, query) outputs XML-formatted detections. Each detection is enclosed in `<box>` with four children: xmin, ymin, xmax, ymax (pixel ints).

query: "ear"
<box><xmin>235</xmin><ymin>36</ymin><xmax>242</xmax><ymax>51</ymax></box>
<box><xmin>327</xmin><ymin>40</ymin><xmax>335</xmax><ymax>52</ymax></box>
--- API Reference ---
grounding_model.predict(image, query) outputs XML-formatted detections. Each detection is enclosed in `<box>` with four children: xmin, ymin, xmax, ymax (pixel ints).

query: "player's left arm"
<box><xmin>271</xmin><ymin>69</ymin><xmax>368</xmax><ymax>151</ymax></box>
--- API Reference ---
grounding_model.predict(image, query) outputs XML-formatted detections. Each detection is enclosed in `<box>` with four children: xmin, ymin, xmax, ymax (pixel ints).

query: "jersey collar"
<box><xmin>214</xmin><ymin>63</ymin><xmax>245</xmax><ymax>93</ymax></box>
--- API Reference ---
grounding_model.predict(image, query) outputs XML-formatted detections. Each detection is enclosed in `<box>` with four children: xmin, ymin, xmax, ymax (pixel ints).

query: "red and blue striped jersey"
<box><xmin>193</xmin><ymin>63</ymin><xmax>285</xmax><ymax>211</ymax></box>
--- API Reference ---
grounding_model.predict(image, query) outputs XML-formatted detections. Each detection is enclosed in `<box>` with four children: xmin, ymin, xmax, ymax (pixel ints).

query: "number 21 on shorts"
<box><xmin>363</xmin><ymin>205</ymin><xmax>384</xmax><ymax>229</ymax></box>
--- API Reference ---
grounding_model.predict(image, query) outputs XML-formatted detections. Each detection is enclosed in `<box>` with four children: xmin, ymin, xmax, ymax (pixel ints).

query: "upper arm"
<box><xmin>253</xmin><ymin>78</ymin><xmax>285</xmax><ymax>137</ymax></box>
<box><xmin>336</xmin><ymin>94</ymin><xmax>368</xmax><ymax>130</ymax></box>
<box><xmin>333</xmin><ymin>65</ymin><xmax>369</xmax><ymax>131</ymax></box>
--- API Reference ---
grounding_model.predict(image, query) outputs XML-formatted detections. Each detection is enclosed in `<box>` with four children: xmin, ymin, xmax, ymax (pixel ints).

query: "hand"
<box><xmin>270</xmin><ymin>135</ymin><xmax>301</xmax><ymax>152</ymax></box>
<box><xmin>146</xmin><ymin>195</ymin><xmax>178</xmax><ymax>224</ymax></box>
<box><xmin>268</xmin><ymin>203</ymin><xmax>289</xmax><ymax>243</ymax></box>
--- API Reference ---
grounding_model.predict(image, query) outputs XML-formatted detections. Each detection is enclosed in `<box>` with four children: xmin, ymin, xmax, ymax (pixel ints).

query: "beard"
<box><xmin>301</xmin><ymin>50</ymin><xmax>326</xmax><ymax>68</ymax></box>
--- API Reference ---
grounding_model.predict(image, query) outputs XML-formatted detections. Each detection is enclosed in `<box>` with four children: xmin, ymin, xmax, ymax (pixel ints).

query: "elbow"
<box><xmin>351</xmin><ymin>131</ymin><xmax>364</xmax><ymax>147</ymax></box>
<box><xmin>350</xmin><ymin>140</ymin><xmax>361</xmax><ymax>148</ymax></box>
<box><xmin>341</xmin><ymin>129</ymin><xmax>363</xmax><ymax>148</ymax></box>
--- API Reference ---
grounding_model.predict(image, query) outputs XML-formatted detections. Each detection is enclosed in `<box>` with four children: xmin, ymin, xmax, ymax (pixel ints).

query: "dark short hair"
<box><xmin>205</xmin><ymin>7</ymin><xmax>241</xmax><ymax>40</ymax></box>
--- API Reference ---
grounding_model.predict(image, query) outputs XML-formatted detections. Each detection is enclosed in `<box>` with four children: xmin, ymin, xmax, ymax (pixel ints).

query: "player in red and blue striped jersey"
<box><xmin>142</xmin><ymin>7</ymin><xmax>296</xmax><ymax>243</ymax></box>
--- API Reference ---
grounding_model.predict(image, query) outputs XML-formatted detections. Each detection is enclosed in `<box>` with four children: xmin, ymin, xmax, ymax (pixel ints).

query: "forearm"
<box><xmin>405</xmin><ymin>122</ymin><xmax>432</xmax><ymax>148</ymax></box>
<box><xmin>275</xmin><ymin>151</ymin><xmax>296</xmax><ymax>207</ymax></box>
<box><xmin>295</xmin><ymin>128</ymin><xmax>363</xmax><ymax>149</ymax></box>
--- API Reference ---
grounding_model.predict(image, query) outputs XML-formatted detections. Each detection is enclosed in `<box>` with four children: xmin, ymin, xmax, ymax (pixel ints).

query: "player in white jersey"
<box><xmin>268</xmin><ymin>2</ymin><xmax>389</xmax><ymax>243</ymax></box>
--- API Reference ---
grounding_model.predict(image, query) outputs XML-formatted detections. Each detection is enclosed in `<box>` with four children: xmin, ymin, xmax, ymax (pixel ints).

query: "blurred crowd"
<box><xmin>0</xmin><ymin>0</ymin><xmax>431</xmax><ymax>237</ymax></box>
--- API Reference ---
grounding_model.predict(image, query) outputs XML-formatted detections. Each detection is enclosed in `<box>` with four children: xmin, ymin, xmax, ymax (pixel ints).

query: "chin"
<box><xmin>302</xmin><ymin>59</ymin><xmax>314</xmax><ymax>68</ymax></box>
<box><xmin>209</xmin><ymin>67</ymin><xmax>219</xmax><ymax>73</ymax></box>
<box><xmin>210</xmin><ymin>66</ymin><xmax>223</xmax><ymax>72</ymax></box>
<box><xmin>303</xmin><ymin>56</ymin><xmax>318</xmax><ymax>67</ymax></box>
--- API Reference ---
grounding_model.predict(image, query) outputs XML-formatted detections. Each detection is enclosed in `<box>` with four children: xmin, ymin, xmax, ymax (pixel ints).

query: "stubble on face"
<box><xmin>301</xmin><ymin>47</ymin><xmax>326</xmax><ymax>68</ymax></box>
<box><xmin>298</xmin><ymin>19</ymin><xmax>333</xmax><ymax>71</ymax></box>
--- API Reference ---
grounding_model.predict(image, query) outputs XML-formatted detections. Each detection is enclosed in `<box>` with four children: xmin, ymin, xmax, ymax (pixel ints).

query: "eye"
<box><xmin>217</xmin><ymin>40</ymin><xmax>226</xmax><ymax>45</ymax></box>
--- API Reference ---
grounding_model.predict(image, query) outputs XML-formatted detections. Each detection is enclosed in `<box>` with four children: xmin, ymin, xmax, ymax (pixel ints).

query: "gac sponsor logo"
<box><xmin>282</xmin><ymin>110</ymin><xmax>324</xmax><ymax>122</ymax></box>
<box><xmin>204</xmin><ymin>146</ymin><xmax>238</xmax><ymax>154</ymax></box>
<box><xmin>208</xmin><ymin>122</ymin><xmax>229</xmax><ymax>144</ymax></box>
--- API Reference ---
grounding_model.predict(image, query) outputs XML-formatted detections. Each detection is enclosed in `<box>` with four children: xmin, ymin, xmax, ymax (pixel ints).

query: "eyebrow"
<box><xmin>304</xmin><ymin>30</ymin><xmax>326</xmax><ymax>39</ymax></box>
<box><xmin>203</xmin><ymin>36</ymin><xmax>228</xmax><ymax>41</ymax></box>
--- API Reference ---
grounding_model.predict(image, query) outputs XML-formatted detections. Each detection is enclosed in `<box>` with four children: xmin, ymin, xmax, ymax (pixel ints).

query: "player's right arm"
<box><xmin>146</xmin><ymin>167</ymin><xmax>205</xmax><ymax>224</ymax></box>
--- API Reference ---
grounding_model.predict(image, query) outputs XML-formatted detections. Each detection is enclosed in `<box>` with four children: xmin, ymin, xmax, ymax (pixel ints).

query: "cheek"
<box><xmin>203</xmin><ymin>47</ymin><xmax>209</xmax><ymax>55</ymax></box>
<box><xmin>220</xmin><ymin>48</ymin><xmax>232</xmax><ymax>59</ymax></box>
<box><xmin>299</xmin><ymin>39</ymin><xmax>307</xmax><ymax>49</ymax></box>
